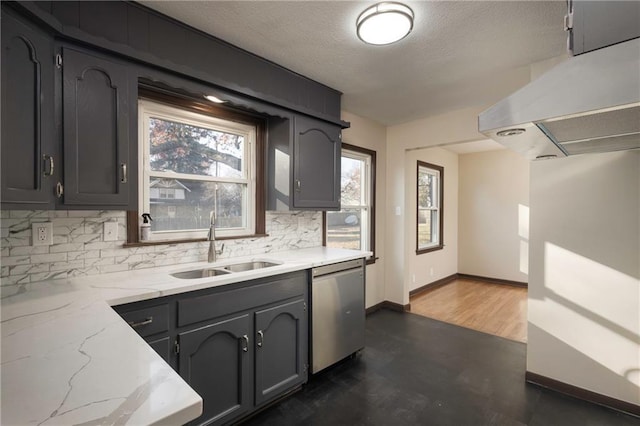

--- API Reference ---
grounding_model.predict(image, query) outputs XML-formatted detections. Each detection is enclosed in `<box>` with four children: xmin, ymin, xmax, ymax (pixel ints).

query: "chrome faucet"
<box><xmin>207</xmin><ymin>212</ymin><xmax>224</xmax><ymax>263</ymax></box>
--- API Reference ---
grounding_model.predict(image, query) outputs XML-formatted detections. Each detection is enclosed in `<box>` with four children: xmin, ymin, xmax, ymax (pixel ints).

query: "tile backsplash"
<box><xmin>0</xmin><ymin>210</ymin><xmax>322</xmax><ymax>285</ymax></box>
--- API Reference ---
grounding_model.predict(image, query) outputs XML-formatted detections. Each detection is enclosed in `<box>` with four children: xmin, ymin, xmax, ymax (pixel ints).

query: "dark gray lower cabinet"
<box><xmin>179</xmin><ymin>314</ymin><xmax>252</xmax><ymax>426</ymax></box>
<box><xmin>148</xmin><ymin>336</ymin><xmax>171</xmax><ymax>363</ymax></box>
<box><xmin>179</xmin><ymin>297</ymin><xmax>307</xmax><ymax>426</ymax></box>
<box><xmin>254</xmin><ymin>299</ymin><xmax>306</xmax><ymax>406</ymax></box>
<box><xmin>113</xmin><ymin>271</ymin><xmax>308</xmax><ymax>426</ymax></box>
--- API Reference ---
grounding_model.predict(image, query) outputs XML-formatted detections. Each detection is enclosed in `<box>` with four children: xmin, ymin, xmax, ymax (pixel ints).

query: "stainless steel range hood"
<box><xmin>478</xmin><ymin>38</ymin><xmax>640</xmax><ymax>160</ymax></box>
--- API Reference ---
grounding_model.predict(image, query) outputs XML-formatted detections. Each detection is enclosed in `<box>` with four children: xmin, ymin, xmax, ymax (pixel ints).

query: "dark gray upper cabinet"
<box><xmin>61</xmin><ymin>46</ymin><xmax>134</xmax><ymax>207</ymax></box>
<box><xmin>294</xmin><ymin>115</ymin><xmax>341</xmax><ymax>210</ymax></box>
<box><xmin>254</xmin><ymin>298</ymin><xmax>306</xmax><ymax>406</ymax></box>
<box><xmin>570</xmin><ymin>1</ymin><xmax>640</xmax><ymax>55</ymax></box>
<box><xmin>267</xmin><ymin>115</ymin><xmax>341</xmax><ymax>211</ymax></box>
<box><xmin>179</xmin><ymin>314</ymin><xmax>252</xmax><ymax>426</ymax></box>
<box><xmin>1</xmin><ymin>8</ymin><xmax>56</xmax><ymax>208</ymax></box>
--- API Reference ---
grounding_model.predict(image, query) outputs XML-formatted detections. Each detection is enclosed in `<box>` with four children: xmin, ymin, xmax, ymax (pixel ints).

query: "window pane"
<box><xmin>326</xmin><ymin>209</ymin><xmax>362</xmax><ymax>250</ymax></box>
<box><xmin>341</xmin><ymin>156</ymin><xmax>364</xmax><ymax>206</ymax></box>
<box><xmin>216</xmin><ymin>182</ymin><xmax>247</xmax><ymax>229</ymax></box>
<box><xmin>149</xmin><ymin>178</ymin><xmax>246</xmax><ymax>232</ymax></box>
<box><xmin>417</xmin><ymin>208</ymin><xmax>432</xmax><ymax>247</ymax></box>
<box><xmin>418</xmin><ymin>169</ymin><xmax>436</xmax><ymax>209</ymax></box>
<box><xmin>149</xmin><ymin>117</ymin><xmax>244</xmax><ymax>178</ymax></box>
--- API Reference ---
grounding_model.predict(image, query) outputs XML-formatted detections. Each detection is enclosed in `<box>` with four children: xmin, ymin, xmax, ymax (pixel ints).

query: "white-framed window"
<box><xmin>138</xmin><ymin>99</ymin><xmax>256</xmax><ymax>241</ymax></box>
<box><xmin>417</xmin><ymin>160</ymin><xmax>444</xmax><ymax>253</ymax></box>
<box><xmin>325</xmin><ymin>144</ymin><xmax>376</xmax><ymax>260</ymax></box>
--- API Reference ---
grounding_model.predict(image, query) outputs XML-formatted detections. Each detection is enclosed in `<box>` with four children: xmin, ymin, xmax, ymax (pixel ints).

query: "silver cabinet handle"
<box><xmin>43</xmin><ymin>155</ymin><xmax>54</xmax><ymax>177</ymax></box>
<box><xmin>128</xmin><ymin>317</ymin><xmax>153</xmax><ymax>328</ymax></box>
<box><xmin>120</xmin><ymin>163</ymin><xmax>128</xmax><ymax>183</ymax></box>
<box><xmin>56</xmin><ymin>182</ymin><xmax>64</xmax><ymax>198</ymax></box>
<box><xmin>242</xmin><ymin>335</ymin><xmax>249</xmax><ymax>352</ymax></box>
<box><xmin>257</xmin><ymin>330</ymin><xmax>264</xmax><ymax>348</ymax></box>
<box><xmin>295</xmin><ymin>180</ymin><xmax>301</xmax><ymax>192</ymax></box>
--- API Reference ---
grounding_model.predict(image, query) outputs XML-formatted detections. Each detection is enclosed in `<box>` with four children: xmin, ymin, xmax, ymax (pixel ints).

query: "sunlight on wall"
<box><xmin>529</xmin><ymin>242</ymin><xmax>640</xmax><ymax>388</ymax></box>
<box><xmin>518</xmin><ymin>204</ymin><xmax>529</xmax><ymax>274</ymax></box>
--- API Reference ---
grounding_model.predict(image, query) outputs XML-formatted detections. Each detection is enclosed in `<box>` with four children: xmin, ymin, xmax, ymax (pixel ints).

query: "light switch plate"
<box><xmin>103</xmin><ymin>222</ymin><xmax>118</xmax><ymax>241</ymax></box>
<box><xmin>32</xmin><ymin>222</ymin><xmax>53</xmax><ymax>246</ymax></box>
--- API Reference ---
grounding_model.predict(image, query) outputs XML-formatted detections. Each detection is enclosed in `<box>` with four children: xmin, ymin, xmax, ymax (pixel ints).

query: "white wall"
<box><xmin>406</xmin><ymin>148</ymin><xmax>459</xmax><ymax>291</ymax></box>
<box><xmin>341</xmin><ymin>111</ymin><xmax>387</xmax><ymax>309</ymax></box>
<box><xmin>458</xmin><ymin>149</ymin><xmax>530</xmax><ymax>282</ymax></box>
<box><xmin>528</xmin><ymin>151</ymin><xmax>640</xmax><ymax>405</ymax></box>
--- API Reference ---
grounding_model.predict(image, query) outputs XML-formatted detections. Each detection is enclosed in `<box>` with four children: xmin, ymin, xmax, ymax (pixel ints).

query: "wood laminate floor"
<box><xmin>410</xmin><ymin>279</ymin><xmax>528</xmax><ymax>343</ymax></box>
<box><xmin>244</xmin><ymin>309</ymin><xmax>638</xmax><ymax>425</ymax></box>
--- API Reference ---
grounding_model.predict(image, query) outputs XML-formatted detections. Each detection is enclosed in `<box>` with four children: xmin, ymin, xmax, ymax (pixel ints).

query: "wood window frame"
<box><xmin>125</xmin><ymin>87</ymin><xmax>266</xmax><ymax>246</ymax></box>
<box><xmin>322</xmin><ymin>143</ymin><xmax>377</xmax><ymax>265</ymax></box>
<box><xmin>416</xmin><ymin>160</ymin><xmax>444</xmax><ymax>255</ymax></box>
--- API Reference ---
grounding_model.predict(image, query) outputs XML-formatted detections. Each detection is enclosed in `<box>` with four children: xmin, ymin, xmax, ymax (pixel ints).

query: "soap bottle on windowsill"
<box><xmin>140</xmin><ymin>213</ymin><xmax>152</xmax><ymax>241</ymax></box>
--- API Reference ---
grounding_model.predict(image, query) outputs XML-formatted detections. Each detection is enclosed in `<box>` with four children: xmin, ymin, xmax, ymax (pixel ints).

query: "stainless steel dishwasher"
<box><xmin>310</xmin><ymin>258</ymin><xmax>365</xmax><ymax>374</ymax></box>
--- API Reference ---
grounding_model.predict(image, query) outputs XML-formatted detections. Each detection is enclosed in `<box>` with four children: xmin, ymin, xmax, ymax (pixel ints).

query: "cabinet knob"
<box><xmin>56</xmin><ymin>182</ymin><xmax>64</xmax><ymax>198</ymax></box>
<box><xmin>43</xmin><ymin>155</ymin><xmax>54</xmax><ymax>177</ymax></box>
<box><xmin>242</xmin><ymin>335</ymin><xmax>249</xmax><ymax>352</ymax></box>
<box><xmin>120</xmin><ymin>163</ymin><xmax>128</xmax><ymax>184</ymax></box>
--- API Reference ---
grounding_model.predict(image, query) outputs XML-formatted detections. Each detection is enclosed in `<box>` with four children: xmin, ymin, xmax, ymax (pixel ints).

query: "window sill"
<box><xmin>416</xmin><ymin>245</ymin><xmax>443</xmax><ymax>255</ymax></box>
<box><xmin>365</xmin><ymin>256</ymin><xmax>378</xmax><ymax>266</ymax></box>
<box><xmin>123</xmin><ymin>233</ymin><xmax>269</xmax><ymax>248</ymax></box>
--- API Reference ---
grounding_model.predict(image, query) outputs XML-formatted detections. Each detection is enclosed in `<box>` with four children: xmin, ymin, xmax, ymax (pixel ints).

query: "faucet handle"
<box><xmin>217</xmin><ymin>243</ymin><xmax>225</xmax><ymax>255</ymax></box>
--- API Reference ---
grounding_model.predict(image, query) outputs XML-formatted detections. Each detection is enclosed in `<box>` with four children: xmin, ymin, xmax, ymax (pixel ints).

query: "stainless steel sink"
<box><xmin>171</xmin><ymin>268</ymin><xmax>231</xmax><ymax>279</ymax></box>
<box><xmin>222</xmin><ymin>261</ymin><xmax>279</xmax><ymax>273</ymax></box>
<box><xmin>171</xmin><ymin>261</ymin><xmax>280</xmax><ymax>279</ymax></box>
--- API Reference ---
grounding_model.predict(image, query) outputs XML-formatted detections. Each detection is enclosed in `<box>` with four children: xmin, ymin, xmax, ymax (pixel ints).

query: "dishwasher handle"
<box><xmin>312</xmin><ymin>259</ymin><xmax>363</xmax><ymax>278</ymax></box>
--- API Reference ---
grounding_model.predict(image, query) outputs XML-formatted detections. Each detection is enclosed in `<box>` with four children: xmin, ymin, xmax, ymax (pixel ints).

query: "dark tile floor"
<box><xmin>243</xmin><ymin>309</ymin><xmax>639</xmax><ymax>426</ymax></box>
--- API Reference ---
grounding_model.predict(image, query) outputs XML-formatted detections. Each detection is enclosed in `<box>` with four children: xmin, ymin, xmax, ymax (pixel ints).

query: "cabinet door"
<box><xmin>179</xmin><ymin>314</ymin><xmax>252</xmax><ymax>426</ymax></box>
<box><xmin>293</xmin><ymin>115</ymin><xmax>341</xmax><ymax>210</ymax></box>
<box><xmin>570</xmin><ymin>1</ymin><xmax>640</xmax><ymax>55</ymax></box>
<box><xmin>1</xmin><ymin>9</ymin><xmax>55</xmax><ymax>208</ymax></box>
<box><xmin>62</xmin><ymin>47</ymin><xmax>131</xmax><ymax>207</ymax></box>
<box><xmin>254</xmin><ymin>298</ymin><xmax>307</xmax><ymax>406</ymax></box>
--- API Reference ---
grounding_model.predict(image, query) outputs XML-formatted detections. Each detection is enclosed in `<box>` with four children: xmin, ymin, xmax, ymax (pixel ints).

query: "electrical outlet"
<box><xmin>32</xmin><ymin>222</ymin><xmax>53</xmax><ymax>246</ymax></box>
<box><xmin>103</xmin><ymin>221</ymin><xmax>118</xmax><ymax>241</ymax></box>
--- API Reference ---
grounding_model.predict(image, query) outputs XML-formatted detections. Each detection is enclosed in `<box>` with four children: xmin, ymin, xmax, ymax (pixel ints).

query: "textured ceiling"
<box><xmin>140</xmin><ymin>1</ymin><xmax>568</xmax><ymax>126</ymax></box>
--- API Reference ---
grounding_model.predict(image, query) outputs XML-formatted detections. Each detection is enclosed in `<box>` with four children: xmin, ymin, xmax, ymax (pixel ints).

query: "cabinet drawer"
<box><xmin>120</xmin><ymin>304</ymin><xmax>169</xmax><ymax>337</ymax></box>
<box><xmin>178</xmin><ymin>272</ymin><xmax>306</xmax><ymax>328</ymax></box>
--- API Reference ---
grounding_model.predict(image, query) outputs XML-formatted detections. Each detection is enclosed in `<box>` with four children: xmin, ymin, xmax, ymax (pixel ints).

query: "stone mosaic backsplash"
<box><xmin>0</xmin><ymin>210</ymin><xmax>322</xmax><ymax>285</ymax></box>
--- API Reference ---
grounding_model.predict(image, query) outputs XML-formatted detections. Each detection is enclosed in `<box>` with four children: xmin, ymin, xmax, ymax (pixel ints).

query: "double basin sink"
<box><xmin>171</xmin><ymin>261</ymin><xmax>280</xmax><ymax>279</ymax></box>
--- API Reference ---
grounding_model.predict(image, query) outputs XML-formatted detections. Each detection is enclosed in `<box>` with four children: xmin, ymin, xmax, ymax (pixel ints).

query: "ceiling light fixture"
<box><xmin>204</xmin><ymin>94</ymin><xmax>225</xmax><ymax>104</ymax></box>
<box><xmin>356</xmin><ymin>2</ymin><xmax>414</xmax><ymax>45</ymax></box>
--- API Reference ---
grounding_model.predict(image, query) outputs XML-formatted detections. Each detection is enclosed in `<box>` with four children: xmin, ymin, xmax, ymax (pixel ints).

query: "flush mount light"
<box><xmin>356</xmin><ymin>2</ymin><xmax>414</xmax><ymax>45</ymax></box>
<box><xmin>204</xmin><ymin>94</ymin><xmax>225</xmax><ymax>104</ymax></box>
<box><xmin>497</xmin><ymin>128</ymin><xmax>526</xmax><ymax>137</ymax></box>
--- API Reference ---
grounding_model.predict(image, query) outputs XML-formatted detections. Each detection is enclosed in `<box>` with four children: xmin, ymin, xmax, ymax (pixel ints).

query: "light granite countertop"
<box><xmin>1</xmin><ymin>247</ymin><xmax>370</xmax><ymax>425</ymax></box>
